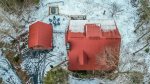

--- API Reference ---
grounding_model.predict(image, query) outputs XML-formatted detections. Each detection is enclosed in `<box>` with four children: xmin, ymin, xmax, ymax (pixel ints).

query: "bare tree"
<box><xmin>109</xmin><ymin>2</ymin><xmax>123</xmax><ymax>17</ymax></box>
<box><xmin>133</xmin><ymin>0</ymin><xmax>150</xmax><ymax>54</ymax></box>
<box><xmin>130</xmin><ymin>0</ymin><xmax>139</xmax><ymax>7</ymax></box>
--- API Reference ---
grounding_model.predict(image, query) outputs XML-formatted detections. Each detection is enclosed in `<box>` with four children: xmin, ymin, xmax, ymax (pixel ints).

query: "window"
<box><xmin>66</xmin><ymin>42</ymin><xmax>71</xmax><ymax>50</ymax></box>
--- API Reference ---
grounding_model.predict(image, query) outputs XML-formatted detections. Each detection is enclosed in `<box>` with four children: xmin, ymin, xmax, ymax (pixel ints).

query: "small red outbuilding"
<box><xmin>67</xmin><ymin>20</ymin><xmax>121</xmax><ymax>71</ymax></box>
<box><xmin>28</xmin><ymin>21</ymin><xmax>53</xmax><ymax>50</ymax></box>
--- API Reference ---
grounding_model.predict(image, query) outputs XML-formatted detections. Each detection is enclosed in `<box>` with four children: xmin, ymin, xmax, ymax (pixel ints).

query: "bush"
<box><xmin>43</xmin><ymin>68</ymin><xmax>68</xmax><ymax>84</ymax></box>
<box><xmin>0</xmin><ymin>78</ymin><xmax>2</xmax><ymax>84</ymax></box>
<box><xmin>137</xmin><ymin>0</ymin><xmax>150</xmax><ymax>21</ymax></box>
<box><xmin>129</xmin><ymin>71</ymin><xmax>143</xmax><ymax>84</ymax></box>
<box><xmin>145</xmin><ymin>48</ymin><xmax>149</xmax><ymax>53</ymax></box>
<box><xmin>34</xmin><ymin>0</ymin><xmax>40</xmax><ymax>4</ymax></box>
<box><xmin>72</xmin><ymin>70</ymin><xmax>118</xmax><ymax>80</ymax></box>
<box><xmin>13</xmin><ymin>55</ymin><xmax>20</xmax><ymax>62</ymax></box>
<box><xmin>0</xmin><ymin>0</ymin><xmax>40</xmax><ymax>14</ymax></box>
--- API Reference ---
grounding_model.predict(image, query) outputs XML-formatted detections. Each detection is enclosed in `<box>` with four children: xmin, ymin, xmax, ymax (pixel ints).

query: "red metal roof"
<box><xmin>28</xmin><ymin>21</ymin><xmax>53</xmax><ymax>50</ymax></box>
<box><xmin>67</xmin><ymin>23</ymin><xmax>121</xmax><ymax>71</ymax></box>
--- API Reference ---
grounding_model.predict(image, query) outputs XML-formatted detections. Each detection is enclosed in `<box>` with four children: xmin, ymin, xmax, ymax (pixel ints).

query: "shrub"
<box><xmin>0</xmin><ymin>0</ymin><xmax>40</xmax><ymax>14</ymax></box>
<box><xmin>145</xmin><ymin>48</ymin><xmax>149</xmax><ymax>53</ymax></box>
<box><xmin>13</xmin><ymin>55</ymin><xmax>20</xmax><ymax>62</ymax></box>
<box><xmin>34</xmin><ymin>0</ymin><xmax>40</xmax><ymax>4</ymax></box>
<box><xmin>43</xmin><ymin>68</ymin><xmax>68</xmax><ymax>84</ymax></box>
<box><xmin>129</xmin><ymin>71</ymin><xmax>143</xmax><ymax>84</ymax></box>
<box><xmin>0</xmin><ymin>78</ymin><xmax>2</xmax><ymax>84</ymax></box>
<box><xmin>72</xmin><ymin>70</ymin><xmax>118</xmax><ymax>80</ymax></box>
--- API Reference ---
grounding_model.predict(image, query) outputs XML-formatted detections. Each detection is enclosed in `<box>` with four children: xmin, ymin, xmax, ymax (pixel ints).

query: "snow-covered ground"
<box><xmin>30</xmin><ymin>0</ymin><xmax>148</xmax><ymax>83</ymax></box>
<box><xmin>18</xmin><ymin>0</ymin><xmax>149</xmax><ymax>84</ymax></box>
<box><xmin>0</xmin><ymin>50</ymin><xmax>21</xmax><ymax>84</ymax></box>
<box><xmin>0</xmin><ymin>0</ymin><xmax>150</xmax><ymax>84</ymax></box>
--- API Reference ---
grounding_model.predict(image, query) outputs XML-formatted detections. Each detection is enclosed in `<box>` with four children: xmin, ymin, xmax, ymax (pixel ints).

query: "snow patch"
<box><xmin>0</xmin><ymin>50</ymin><xmax>21</xmax><ymax>84</ymax></box>
<box><xmin>69</xmin><ymin>19</ymin><xmax>116</xmax><ymax>32</ymax></box>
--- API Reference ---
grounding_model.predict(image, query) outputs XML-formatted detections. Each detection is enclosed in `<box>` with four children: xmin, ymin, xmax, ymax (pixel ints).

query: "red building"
<box><xmin>67</xmin><ymin>20</ymin><xmax>121</xmax><ymax>71</ymax></box>
<box><xmin>28</xmin><ymin>21</ymin><xmax>53</xmax><ymax>50</ymax></box>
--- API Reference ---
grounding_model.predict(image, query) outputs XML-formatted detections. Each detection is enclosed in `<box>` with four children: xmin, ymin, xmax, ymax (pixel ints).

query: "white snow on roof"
<box><xmin>69</xmin><ymin>19</ymin><xmax>116</xmax><ymax>32</ymax></box>
<box><xmin>69</xmin><ymin>20</ymin><xmax>87</xmax><ymax>32</ymax></box>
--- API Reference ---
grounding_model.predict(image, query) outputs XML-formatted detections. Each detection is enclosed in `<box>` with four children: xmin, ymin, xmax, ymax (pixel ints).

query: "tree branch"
<box><xmin>137</xmin><ymin>30</ymin><xmax>150</xmax><ymax>42</ymax></box>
